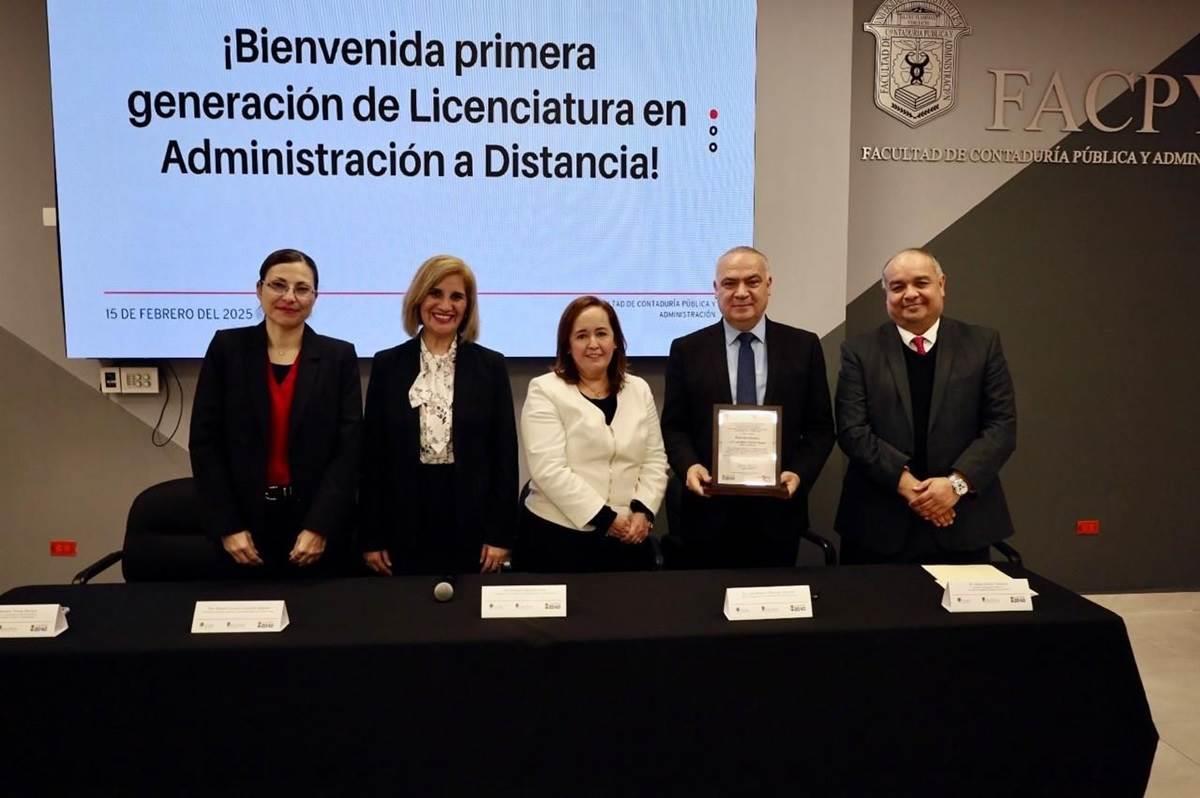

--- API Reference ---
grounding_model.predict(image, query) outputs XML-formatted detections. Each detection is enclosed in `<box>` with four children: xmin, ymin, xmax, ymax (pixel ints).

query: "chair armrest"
<box><xmin>647</xmin><ymin>535</ymin><xmax>664</xmax><ymax>571</ymax></box>
<box><xmin>991</xmin><ymin>540</ymin><xmax>1023</xmax><ymax>566</ymax></box>
<box><xmin>658</xmin><ymin>534</ymin><xmax>687</xmax><ymax>570</ymax></box>
<box><xmin>800</xmin><ymin>530</ymin><xmax>838</xmax><ymax>566</ymax></box>
<box><xmin>72</xmin><ymin>551</ymin><xmax>123</xmax><ymax>584</ymax></box>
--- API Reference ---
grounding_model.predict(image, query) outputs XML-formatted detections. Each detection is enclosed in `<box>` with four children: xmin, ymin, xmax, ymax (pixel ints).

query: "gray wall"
<box><xmin>3</xmin><ymin>0</ymin><xmax>1196</xmax><ymax>593</ymax></box>
<box><xmin>844</xmin><ymin>0</ymin><xmax>1200</xmax><ymax>592</ymax></box>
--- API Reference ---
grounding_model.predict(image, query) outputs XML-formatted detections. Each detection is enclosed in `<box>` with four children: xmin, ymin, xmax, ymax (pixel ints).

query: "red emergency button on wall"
<box><xmin>50</xmin><ymin>540</ymin><xmax>78</xmax><ymax>556</ymax></box>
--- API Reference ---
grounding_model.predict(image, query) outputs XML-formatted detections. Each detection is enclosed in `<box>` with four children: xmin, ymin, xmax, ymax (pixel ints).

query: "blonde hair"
<box><xmin>401</xmin><ymin>255</ymin><xmax>480</xmax><ymax>341</ymax></box>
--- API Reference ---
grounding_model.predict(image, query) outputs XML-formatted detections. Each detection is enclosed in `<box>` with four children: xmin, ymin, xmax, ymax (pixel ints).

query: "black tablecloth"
<box><xmin>0</xmin><ymin>566</ymin><xmax>1157</xmax><ymax>797</ymax></box>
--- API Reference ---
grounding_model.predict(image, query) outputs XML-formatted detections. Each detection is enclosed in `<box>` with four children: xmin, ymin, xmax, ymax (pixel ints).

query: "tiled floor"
<box><xmin>1085</xmin><ymin>592</ymin><xmax>1200</xmax><ymax>797</ymax></box>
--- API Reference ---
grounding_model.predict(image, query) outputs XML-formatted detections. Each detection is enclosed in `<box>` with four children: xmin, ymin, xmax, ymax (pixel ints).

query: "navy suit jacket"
<box><xmin>835</xmin><ymin>317</ymin><xmax>1017</xmax><ymax>553</ymax></box>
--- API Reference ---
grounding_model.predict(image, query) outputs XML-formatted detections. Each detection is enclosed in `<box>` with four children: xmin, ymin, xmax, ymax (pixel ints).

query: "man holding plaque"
<box><xmin>834</xmin><ymin>248</ymin><xmax>1017</xmax><ymax>564</ymax></box>
<box><xmin>662</xmin><ymin>246</ymin><xmax>835</xmax><ymax>567</ymax></box>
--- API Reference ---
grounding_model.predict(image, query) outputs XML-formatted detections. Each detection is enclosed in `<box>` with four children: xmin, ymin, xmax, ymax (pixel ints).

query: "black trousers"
<box><xmin>388</xmin><ymin>464</ymin><xmax>481</xmax><ymax>576</ymax></box>
<box><xmin>218</xmin><ymin>493</ymin><xmax>349</xmax><ymax>579</ymax></box>
<box><xmin>678</xmin><ymin>494</ymin><xmax>800</xmax><ymax>569</ymax></box>
<box><xmin>515</xmin><ymin>507</ymin><xmax>655</xmax><ymax>573</ymax></box>
<box><xmin>839</xmin><ymin>517</ymin><xmax>990</xmax><ymax>565</ymax></box>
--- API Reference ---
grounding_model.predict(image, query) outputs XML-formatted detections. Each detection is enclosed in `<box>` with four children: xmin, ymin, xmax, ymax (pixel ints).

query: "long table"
<box><xmin>0</xmin><ymin>566</ymin><xmax>1156</xmax><ymax>797</ymax></box>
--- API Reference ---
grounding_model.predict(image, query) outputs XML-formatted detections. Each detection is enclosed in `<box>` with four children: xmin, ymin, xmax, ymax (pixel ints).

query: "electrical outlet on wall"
<box><xmin>120</xmin><ymin>366</ymin><xmax>160</xmax><ymax>394</ymax></box>
<box><xmin>99</xmin><ymin>366</ymin><xmax>121</xmax><ymax>393</ymax></box>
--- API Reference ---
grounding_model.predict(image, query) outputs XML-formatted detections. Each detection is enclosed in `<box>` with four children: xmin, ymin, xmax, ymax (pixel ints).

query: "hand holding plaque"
<box><xmin>707</xmin><ymin>404</ymin><xmax>788</xmax><ymax>498</ymax></box>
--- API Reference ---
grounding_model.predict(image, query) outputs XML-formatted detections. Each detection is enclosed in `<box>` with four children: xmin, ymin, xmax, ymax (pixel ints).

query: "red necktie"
<box><xmin>913</xmin><ymin>336</ymin><xmax>927</xmax><ymax>355</ymax></box>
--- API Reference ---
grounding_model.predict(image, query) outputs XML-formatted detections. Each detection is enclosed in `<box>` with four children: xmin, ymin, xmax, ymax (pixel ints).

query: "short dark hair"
<box><xmin>259</xmin><ymin>248</ymin><xmax>319</xmax><ymax>290</ymax></box>
<box><xmin>554</xmin><ymin>296</ymin><xmax>628</xmax><ymax>391</ymax></box>
<box><xmin>881</xmin><ymin>247</ymin><xmax>942</xmax><ymax>290</ymax></box>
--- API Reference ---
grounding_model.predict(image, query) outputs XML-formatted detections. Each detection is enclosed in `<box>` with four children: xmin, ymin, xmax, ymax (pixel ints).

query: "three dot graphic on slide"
<box><xmin>708</xmin><ymin>108</ymin><xmax>719</xmax><ymax>152</ymax></box>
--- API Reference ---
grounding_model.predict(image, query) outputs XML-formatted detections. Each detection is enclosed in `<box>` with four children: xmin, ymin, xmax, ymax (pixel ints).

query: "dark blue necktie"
<box><xmin>736</xmin><ymin>331</ymin><xmax>757</xmax><ymax>405</ymax></box>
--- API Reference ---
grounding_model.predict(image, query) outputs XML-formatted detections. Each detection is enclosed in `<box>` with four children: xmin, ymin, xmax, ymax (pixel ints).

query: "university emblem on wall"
<box><xmin>864</xmin><ymin>0</ymin><xmax>971</xmax><ymax>127</ymax></box>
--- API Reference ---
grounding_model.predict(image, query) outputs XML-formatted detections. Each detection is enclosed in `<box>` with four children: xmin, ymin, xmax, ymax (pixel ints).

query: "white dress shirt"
<box><xmin>897</xmin><ymin>317</ymin><xmax>941</xmax><ymax>354</ymax></box>
<box><xmin>723</xmin><ymin>316</ymin><xmax>767</xmax><ymax>404</ymax></box>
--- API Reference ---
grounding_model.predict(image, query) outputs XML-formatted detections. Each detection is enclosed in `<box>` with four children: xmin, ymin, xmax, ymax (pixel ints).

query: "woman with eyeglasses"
<box><xmin>359</xmin><ymin>255</ymin><xmax>518</xmax><ymax>577</ymax></box>
<box><xmin>190</xmin><ymin>248</ymin><xmax>362</xmax><ymax>577</ymax></box>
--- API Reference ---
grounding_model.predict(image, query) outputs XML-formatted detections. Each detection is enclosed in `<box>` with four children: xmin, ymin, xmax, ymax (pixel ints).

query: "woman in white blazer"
<box><xmin>517</xmin><ymin>296</ymin><xmax>669</xmax><ymax>572</ymax></box>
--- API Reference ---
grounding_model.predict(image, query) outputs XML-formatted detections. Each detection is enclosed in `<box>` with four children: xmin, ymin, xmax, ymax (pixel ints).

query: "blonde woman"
<box><xmin>360</xmin><ymin>255</ymin><xmax>517</xmax><ymax>575</ymax></box>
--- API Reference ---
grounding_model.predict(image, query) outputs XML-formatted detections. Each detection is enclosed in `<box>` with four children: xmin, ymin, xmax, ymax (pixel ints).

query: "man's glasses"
<box><xmin>261</xmin><ymin>279</ymin><xmax>316</xmax><ymax>301</ymax></box>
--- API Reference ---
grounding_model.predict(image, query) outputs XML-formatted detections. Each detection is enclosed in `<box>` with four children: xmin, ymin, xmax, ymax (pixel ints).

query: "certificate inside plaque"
<box><xmin>708</xmin><ymin>404</ymin><xmax>787</xmax><ymax>497</ymax></box>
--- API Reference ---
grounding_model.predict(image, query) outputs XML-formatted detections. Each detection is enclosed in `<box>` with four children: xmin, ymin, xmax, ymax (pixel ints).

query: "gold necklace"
<box><xmin>578</xmin><ymin>378</ymin><xmax>609</xmax><ymax>399</ymax></box>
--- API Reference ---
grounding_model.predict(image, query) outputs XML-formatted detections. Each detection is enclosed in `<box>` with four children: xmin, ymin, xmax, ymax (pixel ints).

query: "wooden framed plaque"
<box><xmin>707</xmin><ymin>404</ymin><xmax>787</xmax><ymax>498</ymax></box>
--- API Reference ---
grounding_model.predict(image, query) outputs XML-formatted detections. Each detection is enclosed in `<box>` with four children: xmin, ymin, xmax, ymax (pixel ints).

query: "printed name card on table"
<box><xmin>723</xmin><ymin>585</ymin><xmax>813</xmax><ymax>621</ymax></box>
<box><xmin>191</xmin><ymin>600</ymin><xmax>289</xmax><ymax>633</ymax></box>
<box><xmin>941</xmin><ymin>579</ymin><xmax>1036</xmax><ymax>613</ymax></box>
<box><xmin>481</xmin><ymin>585</ymin><xmax>567</xmax><ymax>618</ymax></box>
<box><xmin>0</xmin><ymin>604</ymin><xmax>69</xmax><ymax>638</ymax></box>
<box><xmin>922</xmin><ymin>563</ymin><xmax>1010</xmax><ymax>588</ymax></box>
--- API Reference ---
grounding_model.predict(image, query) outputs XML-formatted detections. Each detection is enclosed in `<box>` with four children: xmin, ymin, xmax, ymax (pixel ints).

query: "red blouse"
<box><xmin>265</xmin><ymin>356</ymin><xmax>299</xmax><ymax>486</ymax></box>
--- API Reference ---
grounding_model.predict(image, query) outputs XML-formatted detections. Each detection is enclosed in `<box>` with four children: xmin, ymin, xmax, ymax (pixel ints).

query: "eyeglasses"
<box><xmin>261</xmin><ymin>279</ymin><xmax>316</xmax><ymax>301</ymax></box>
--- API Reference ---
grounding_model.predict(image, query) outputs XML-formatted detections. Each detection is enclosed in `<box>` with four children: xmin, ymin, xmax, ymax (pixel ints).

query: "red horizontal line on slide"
<box><xmin>103</xmin><ymin>290</ymin><xmax>712</xmax><ymax>296</ymax></box>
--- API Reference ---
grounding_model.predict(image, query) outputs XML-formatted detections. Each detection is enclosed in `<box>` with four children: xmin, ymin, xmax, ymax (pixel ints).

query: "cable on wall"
<box><xmin>150</xmin><ymin>362</ymin><xmax>184</xmax><ymax>447</ymax></box>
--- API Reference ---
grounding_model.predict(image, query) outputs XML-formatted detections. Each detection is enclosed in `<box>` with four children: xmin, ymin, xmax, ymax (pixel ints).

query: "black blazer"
<box><xmin>834</xmin><ymin>317</ymin><xmax>1017</xmax><ymax>553</ymax></box>
<box><xmin>189</xmin><ymin>323</ymin><xmax>363</xmax><ymax>542</ymax></box>
<box><xmin>359</xmin><ymin>337</ymin><xmax>518</xmax><ymax>553</ymax></box>
<box><xmin>661</xmin><ymin>318</ymin><xmax>836</xmax><ymax>534</ymax></box>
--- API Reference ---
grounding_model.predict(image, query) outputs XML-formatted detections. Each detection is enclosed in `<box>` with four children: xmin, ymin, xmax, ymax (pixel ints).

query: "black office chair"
<box><xmin>72</xmin><ymin>477</ymin><xmax>226</xmax><ymax>583</ymax></box>
<box><xmin>658</xmin><ymin>472</ymin><xmax>837</xmax><ymax>568</ymax></box>
<box><xmin>991</xmin><ymin>539</ymin><xmax>1023</xmax><ymax>566</ymax></box>
<box><xmin>515</xmin><ymin>481</ymin><xmax>663</xmax><ymax>571</ymax></box>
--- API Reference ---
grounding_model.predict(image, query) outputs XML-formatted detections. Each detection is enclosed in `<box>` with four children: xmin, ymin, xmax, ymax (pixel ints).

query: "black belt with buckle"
<box><xmin>263</xmin><ymin>485</ymin><xmax>294</xmax><ymax>502</ymax></box>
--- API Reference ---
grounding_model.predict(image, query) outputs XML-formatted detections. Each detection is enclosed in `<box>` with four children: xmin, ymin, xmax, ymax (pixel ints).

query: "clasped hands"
<box><xmin>897</xmin><ymin>470</ymin><xmax>961</xmax><ymax>528</ymax></box>
<box><xmin>363</xmin><ymin>544</ymin><xmax>511</xmax><ymax>576</ymax></box>
<box><xmin>221</xmin><ymin>529</ymin><xmax>326</xmax><ymax>567</ymax></box>
<box><xmin>606</xmin><ymin>511</ymin><xmax>652</xmax><ymax>545</ymax></box>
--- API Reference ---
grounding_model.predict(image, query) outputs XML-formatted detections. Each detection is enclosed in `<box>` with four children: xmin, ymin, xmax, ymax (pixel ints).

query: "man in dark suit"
<box><xmin>835</xmin><ymin>248</ymin><xmax>1017</xmax><ymax>564</ymax></box>
<box><xmin>661</xmin><ymin>246</ymin><xmax>835</xmax><ymax>567</ymax></box>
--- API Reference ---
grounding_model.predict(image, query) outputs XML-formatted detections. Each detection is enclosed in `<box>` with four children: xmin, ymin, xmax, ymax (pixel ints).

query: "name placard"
<box><xmin>723</xmin><ymin>585</ymin><xmax>813</xmax><ymax>621</ymax></box>
<box><xmin>922</xmin><ymin>563</ymin><xmax>1010</xmax><ymax>588</ymax></box>
<box><xmin>481</xmin><ymin>585</ymin><xmax>566</xmax><ymax>618</ymax></box>
<box><xmin>0</xmin><ymin>604</ymin><xmax>69</xmax><ymax>638</ymax></box>
<box><xmin>942</xmin><ymin>579</ymin><xmax>1035</xmax><ymax>613</ymax></box>
<box><xmin>191</xmin><ymin>600</ymin><xmax>290</xmax><ymax>633</ymax></box>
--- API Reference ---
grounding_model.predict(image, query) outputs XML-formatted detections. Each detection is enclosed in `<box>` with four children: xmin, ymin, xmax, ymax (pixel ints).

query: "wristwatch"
<box><xmin>948</xmin><ymin>473</ymin><xmax>969</xmax><ymax>496</ymax></box>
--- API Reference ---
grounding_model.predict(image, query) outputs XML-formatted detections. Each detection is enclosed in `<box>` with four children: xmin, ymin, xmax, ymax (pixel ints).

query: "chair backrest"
<box><xmin>121</xmin><ymin>478</ymin><xmax>225</xmax><ymax>581</ymax></box>
<box><xmin>664</xmin><ymin>472</ymin><xmax>683</xmax><ymax>537</ymax></box>
<box><xmin>652</xmin><ymin>472</ymin><xmax>687</xmax><ymax>568</ymax></box>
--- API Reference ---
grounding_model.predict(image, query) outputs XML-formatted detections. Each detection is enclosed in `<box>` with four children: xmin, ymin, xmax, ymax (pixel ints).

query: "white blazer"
<box><xmin>521</xmin><ymin>372</ymin><xmax>669</xmax><ymax>531</ymax></box>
